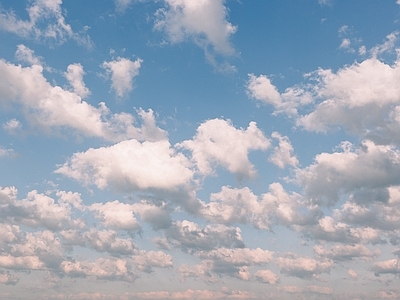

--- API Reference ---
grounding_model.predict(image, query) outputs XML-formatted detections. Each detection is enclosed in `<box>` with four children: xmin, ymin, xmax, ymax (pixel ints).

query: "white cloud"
<box><xmin>61</xmin><ymin>257</ymin><xmax>136</xmax><ymax>282</ymax></box>
<box><xmin>254</xmin><ymin>269</ymin><xmax>279</xmax><ymax>285</ymax></box>
<box><xmin>371</xmin><ymin>259</ymin><xmax>400</xmax><ymax>276</ymax></box>
<box><xmin>0</xmin><ymin>188</ymin><xmax>79</xmax><ymax>231</ymax></box>
<box><xmin>277</xmin><ymin>254</ymin><xmax>333</xmax><ymax>278</ymax></box>
<box><xmin>115</xmin><ymin>0</ymin><xmax>134</xmax><ymax>12</ymax></box>
<box><xmin>370</xmin><ymin>31</ymin><xmax>399</xmax><ymax>57</ymax></box>
<box><xmin>178</xmin><ymin>119</ymin><xmax>269</xmax><ymax>178</ymax></box>
<box><xmin>296</xmin><ymin>56</ymin><xmax>400</xmax><ymax>141</ymax></box>
<box><xmin>0</xmin><ymin>0</ymin><xmax>91</xmax><ymax>46</ymax></box>
<box><xmin>164</xmin><ymin>221</ymin><xmax>245</xmax><ymax>252</ymax></box>
<box><xmin>2</xmin><ymin>119</ymin><xmax>22</xmax><ymax>135</ymax></box>
<box><xmin>154</xmin><ymin>0</ymin><xmax>237</xmax><ymax>56</ymax></box>
<box><xmin>296</xmin><ymin>140</ymin><xmax>400</xmax><ymax>205</ymax></box>
<box><xmin>339</xmin><ymin>38</ymin><xmax>355</xmax><ymax>53</ymax></box>
<box><xmin>200</xmin><ymin>183</ymin><xmax>312</xmax><ymax>230</ymax></box>
<box><xmin>15</xmin><ymin>44</ymin><xmax>43</xmax><ymax>66</ymax></box>
<box><xmin>101</xmin><ymin>57</ymin><xmax>142</xmax><ymax>98</ymax></box>
<box><xmin>347</xmin><ymin>269</ymin><xmax>358</xmax><ymax>279</ymax></box>
<box><xmin>65</xmin><ymin>63</ymin><xmax>90</xmax><ymax>98</ymax></box>
<box><xmin>247</xmin><ymin>74</ymin><xmax>313</xmax><ymax>116</ymax></box>
<box><xmin>89</xmin><ymin>201</ymin><xmax>141</xmax><ymax>231</ymax></box>
<box><xmin>56</xmin><ymin>139</ymin><xmax>194</xmax><ymax>193</ymax></box>
<box><xmin>0</xmin><ymin>59</ymin><xmax>165</xmax><ymax>141</ymax></box>
<box><xmin>313</xmin><ymin>244</ymin><xmax>379</xmax><ymax>261</ymax></box>
<box><xmin>0</xmin><ymin>147</ymin><xmax>14</xmax><ymax>158</ymax></box>
<box><xmin>132</xmin><ymin>250</ymin><xmax>173</xmax><ymax>272</ymax></box>
<box><xmin>268</xmin><ymin>132</ymin><xmax>299</xmax><ymax>169</ymax></box>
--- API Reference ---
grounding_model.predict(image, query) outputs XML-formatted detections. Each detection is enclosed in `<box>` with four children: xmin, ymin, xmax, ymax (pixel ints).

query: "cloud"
<box><xmin>61</xmin><ymin>257</ymin><xmax>136</xmax><ymax>281</ymax></box>
<box><xmin>247</xmin><ymin>74</ymin><xmax>313</xmax><ymax>116</ymax></box>
<box><xmin>154</xmin><ymin>0</ymin><xmax>237</xmax><ymax>56</ymax></box>
<box><xmin>101</xmin><ymin>57</ymin><xmax>142</xmax><ymax>98</ymax></box>
<box><xmin>0</xmin><ymin>58</ymin><xmax>166</xmax><ymax>141</ymax></box>
<box><xmin>296</xmin><ymin>55</ymin><xmax>400</xmax><ymax>143</ymax></box>
<box><xmin>371</xmin><ymin>259</ymin><xmax>400</xmax><ymax>276</ymax></box>
<box><xmin>131</xmin><ymin>250</ymin><xmax>173</xmax><ymax>272</ymax></box>
<box><xmin>88</xmin><ymin>201</ymin><xmax>141</xmax><ymax>231</ymax></box>
<box><xmin>296</xmin><ymin>140</ymin><xmax>400</xmax><ymax>205</ymax></box>
<box><xmin>268</xmin><ymin>132</ymin><xmax>299</xmax><ymax>169</ymax></box>
<box><xmin>0</xmin><ymin>147</ymin><xmax>14</xmax><ymax>158</ymax></box>
<box><xmin>65</xmin><ymin>63</ymin><xmax>90</xmax><ymax>98</ymax></box>
<box><xmin>254</xmin><ymin>269</ymin><xmax>280</xmax><ymax>285</ymax></box>
<box><xmin>164</xmin><ymin>221</ymin><xmax>245</xmax><ymax>252</ymax></box>
<box><xmin>0</xmin><ymin>188</ymin><xmax>81</xmax><ymax>231</ymax></box>
<box><xmin>0</xmin><ymin>271</ymin><xmax>19</xmax><ymax>285</ymax></box>
<box><xmin>200</xmin><ymin>182</ymin><xmax>315</xmax><ymax>230</ymax></box>
<box><xmin>178</xmin><ymin>119</ymin><xmax>269</xmax><ymax>178</ymax></box>
<box><xmin>115</xmin><ymin>0</ymin><xmax>134</xmax><ymax>12</ymax></box>
<box><xmin>277</xmin><ymin>253</ymin><xmax>333</xmax><ymax>278</ymax></box>
<box><xmin>15</xmin><ymin>44</ymin><xmax>43</xmax><ymax>66</ymax></box>
<box><xmin>0</xmin><ymin>0</ymin><xmax>91</xmax><ymax>46</ymax></box>
<box><xmin>313</xmin><ymin>244</ymin><xmax>379</xmax><ymax>261</ymax></box>
<box><xmin>56</xmin><ymin>139</ymin><xmax>194</xmax><ymax>194</ymax></box>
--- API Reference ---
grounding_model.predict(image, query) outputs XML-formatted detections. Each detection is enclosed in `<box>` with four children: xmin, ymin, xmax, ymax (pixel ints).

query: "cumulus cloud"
<box><xmin>371</xmin><ymin>259</ymin><xmax>400</xmax><ymax>276</ymax></box>
<box><xmin>268</xmin><ymin>132</ymin><xmax>299</xmax><ymax>169</ymax></box>
<box><xmin>254</xmin><ymin>269</ymin><xmax>280</xmax><ymax>285</ymax></box>
<box><xmin>15</xmin><ymin>44</ymin><xmax>43</xmax><ymax>66</ymax></box>
<box><xmin>200</xmin><ymin>182</ymin><xmax>315</xmax><ymax>230</ymax></box>
<box><xmin>0</xmin><ymin>0</ymin><xmax>91</xmax><ymax>46</ymax></box>
<box><xmin>154</xmin><ymin>0</ymin><xmax>237</xmax><ymax>56</ymax></box>
<box><xmin>247</xmin><ymin>73</ymin><xmax>313</xmax><ymax>116</ymax></box>
<box><xmin>0</xmin><ymin>188</ymin><xmax>81</xmax><ymax>231</ymax></box>
<box><xmin>56</xmin><ymin>139</ymin><xmax>193</xmax><ymax>193</ymax></box>
<box><xmin>61</xmin><ymin>257</ymin><xmax>136</xmax><ymax>281</ymax></box>
<box><xmin>178</xmin><ymin>119</ymin><xmax>269</xmax><ymax>178</ymax></box>
<box><xmin>296</xmin><ymin>55</ymin><xmax>400</xmax><ymax>144</ymax></box>
<box><xmin>277</xmin><ymin>253</ymin><xmax>333</xmax><ymax>278</ymax></box>
<box><xmin>296</xmin><ymin>140</ymin><xmax>400</xmax><ymax>205</ymax></box>
<box><xmin>164</xmin><ymin>221</ymin><xmax>245</xmax><ymax>252</ymax></box>
<box><xmin>101</xmin><ymin>57</ymin><xmax>142</xmax><ymax>98</ymax></box>
<box><xmin>0</xmin><ymin>58</ymin><xmax>166</xmax><ymax>141</ymax></box>
<box><xmin>65</xmin><ymin>63</ymin><xmax>90</xmax><ymax>98</ymax></box>
<box><xmin>313</xmin><ymin>244</ymin><xmax>379</xmax><ymax>261</ymax></box>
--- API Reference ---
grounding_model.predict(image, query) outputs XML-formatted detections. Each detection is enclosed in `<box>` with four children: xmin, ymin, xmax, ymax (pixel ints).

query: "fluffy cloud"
<box><xmin>296</xmin><ymin>140</ymin><xmax>400</xmax><ymax>205</ymax></box>
<box><xmin>56</xmin><ymin>139</ymin><xmax>193</xmax><ymax>193</ymax></box>
<box><xmin>254</xmin><ymin>269</ymin><xmax>279</xmax><ymax>285</ymax></box>
<box><xmin>277</xmin><ymin>253</ymin><xmax>333</xmax><ymax>278</ymax></box>
<box><xmin>65</xmin><ymin>63</ymin><xmax>90</xmax><ymax>98</ymax></box>
<box><xmin>200</xmin><ymin>182</ymin><xmax>315</xmax><ymax>230</ymax></box>
<box><xmin>0</xmin><ymin>188</ymin><xmax>80</xmax><ymax>231</ymax></box>
<box><xmin>60</xmin><ymin>257</ymin><xmax>136</xmax><ymax>281</ymax></box>
<box><xmin>15</xmin><ymin>44</ymin><xmax>43</xmax><ymax>66</ymax></box>
<box><xmin>178</xmin><ymin>119</ymin><xmax>269</xmax><ymax>178</ymax></box>
<box><xmin>0</xmin><ymin>58</ymin><xmax>165</xmax><ymax>142</ymax></box>
<box><xmin>371</xmin><ymin>259</ymin><xmax>400</xmax><ymax>276</ymax></box>
<box><xmin>132</xmin><ymin>250</ymin><xmax>173</xmax><ymax>272</ymax></box>
<box><xmin>313</xmin><ymin>244</ymin><xmax>379</xmax><ymax>261</ymax></box>
<box><xmin>154</xmin><ymin>0</ymin><xmax>236</xmax><ymax>56</ymax></box>
<box><xmin>0</xmin><ymin>0</ymin><xmax>91</xmax><ymax>46</ymax></box>
<box><xmin>268</xmin><ymin>132</ymin><xmax>299</xmax><ymax>169</ymax></box>
<box><xmin>164</xmin><ymin>221</ymin><xmax>245</xmax><ymax>252</ymax></box>
<box><xmin>296</xmin><ymin>53</ymin><xmax>400</xmax><ymax>144</ymax></box>
<box><xmin>101</xmin><ymin>57</ymin><xmax>142</xmax><ymax>98</ymax></box>
<box><xmin>247</xmin><ymin>74</ymin><xmax>313</xmax><ymax>116</ymax></box>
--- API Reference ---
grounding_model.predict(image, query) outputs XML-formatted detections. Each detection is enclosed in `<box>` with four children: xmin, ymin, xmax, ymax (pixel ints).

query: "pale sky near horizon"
<box><xmin>1</xmin><ymin>0</ymin><xmax>400</xmax><ymax>299</ymax></box>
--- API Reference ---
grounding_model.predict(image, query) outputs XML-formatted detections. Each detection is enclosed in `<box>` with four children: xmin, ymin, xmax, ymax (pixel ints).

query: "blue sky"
<box><xmin>1</xmin><ymin>0</ymin><xmax>400</xmax><ymax>299</ymax></box>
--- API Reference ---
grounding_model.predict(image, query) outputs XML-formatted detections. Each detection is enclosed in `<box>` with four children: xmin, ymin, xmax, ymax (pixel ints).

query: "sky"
<box><xmin>1</xmin><ymin>0</ymin><xmax>400</xmax><ymax>299</ymax></box>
